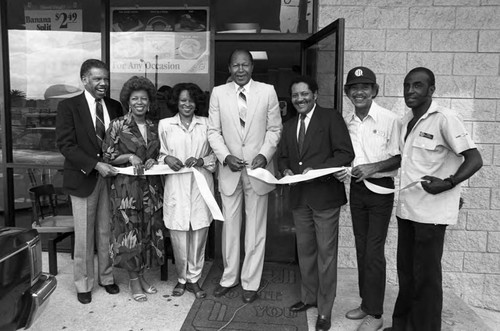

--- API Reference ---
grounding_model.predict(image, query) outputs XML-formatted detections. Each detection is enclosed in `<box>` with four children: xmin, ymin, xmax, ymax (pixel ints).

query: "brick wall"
<box><xmin>319</xmin><ymin>0</ymin><xmax>500</xmax><ymax>311</ymax></box>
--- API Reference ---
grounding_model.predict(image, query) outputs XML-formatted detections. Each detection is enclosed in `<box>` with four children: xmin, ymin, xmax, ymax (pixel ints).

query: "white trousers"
<box><xmin>170</xmin><ymin>226</ymin><xmax>209</xmax><ymax>284</ymax></box>
<box><xmin>220</xmin><ymin>170</ymin><xmax>269</xmax><ymax>291</ymax></box>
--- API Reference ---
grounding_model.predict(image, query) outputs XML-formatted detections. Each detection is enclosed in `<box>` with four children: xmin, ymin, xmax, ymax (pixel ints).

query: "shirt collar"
<box><xmin>349</xmin><ymin>101</ymin><xmax>381</xmax><ymax>123</ymax></box>
<box><xmin>234</xmin><ymin>80</ymin><xmax>252</xmax><ymax>94</ymax></box>
<box><xmin>301</xmin><ymin>103</ymin><xmax>317</xmax><ymax>120</ymax></box>
<box><xmin>403</xmin><ymin>100</ymin><xmax>438</xmax><ymax>123</ymax></box>
<box><xmin>421</xmin><ymin>100</ymin><xmax>439</xmax><ymax>119</ymax></box>
<box><xmin>84</xmin><ymin>90</ymin><xmax>100</xmax><ymax>107</ymax></box>
<box><xmin>173</xmin><ymin>113</ymin><xmax>201</xmax><ymax>127</ymax></box>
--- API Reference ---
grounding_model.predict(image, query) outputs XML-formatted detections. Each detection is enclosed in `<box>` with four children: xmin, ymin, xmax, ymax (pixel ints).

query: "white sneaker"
<box><xmin>357</xmin><ymin>315</ymin><xmax>383</xmax><ymax>331</ymax></box>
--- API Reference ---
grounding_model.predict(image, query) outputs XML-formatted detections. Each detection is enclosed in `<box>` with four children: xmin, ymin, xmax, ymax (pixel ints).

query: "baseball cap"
<box><xmin>345</xmin><ymin>66</ymin><xmax>377</xmax><ymax>86</ymax></box>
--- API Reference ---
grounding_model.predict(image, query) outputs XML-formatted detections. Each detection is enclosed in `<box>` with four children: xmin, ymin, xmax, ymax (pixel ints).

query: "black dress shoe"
<box><xmin>213</xmin><ymin>284</ymin><xmax>237</xmax><ymax>297</ymax></box>
<box><xmin>242</xmin><ymin>290</ymin><xmax>258</xmax><ymax>303</ymax></box>
<box><xmin>316</xmin><ymin>314</ymin><xmax>331</xmax><ymax>331</ymax></box>
<box><xmin>77</xmin><ymin>292</ymin><xmax>92</xmax><ymax>304</ymax></box>
<box><xmin>99</xmin><ymin>283</ymin><xmax>120</xmax><ymax>294</ymax></box>
<box><xmin>290</xmin><ymin>301</ymin><xmax>316</xmax><ymax>312</ymax></box>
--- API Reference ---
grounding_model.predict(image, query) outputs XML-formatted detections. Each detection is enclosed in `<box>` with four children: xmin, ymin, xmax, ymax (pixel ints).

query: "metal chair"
<box><xmin>29</xmin><ymin>184</ymin><xmax>74</xmax><ymax>275</ymax></box>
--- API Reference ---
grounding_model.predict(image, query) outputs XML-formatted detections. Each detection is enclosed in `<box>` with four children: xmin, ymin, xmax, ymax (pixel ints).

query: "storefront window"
<box><xmin>109</xmin><ymin>4</ymin><xmax>211</xmax><ymax>113</ymax></box>
<box><xmin>7</xmin><ymin>0</ymin><xmax>101</xmax><ymax>164</ymax></box>
<box><xmin>0</xmin><ymin>166</ymin><xmax>67</xmax><ymax>226</ymax></box>
<box><xmin>3</xmin><ymin>0</ymin><xmax>101</xmax><ymax>215</ymax></box>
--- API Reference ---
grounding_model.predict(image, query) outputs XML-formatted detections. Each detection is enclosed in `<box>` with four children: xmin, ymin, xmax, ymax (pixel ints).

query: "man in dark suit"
<box><xmin>56</xmin><ymin>59</ymin><xmax>122</xmax><ymax>304</ymax></box>
<box><xmin>278</xmin><ymin>76</ymin><xmax>354</xmax><ymax>331</ymax></box>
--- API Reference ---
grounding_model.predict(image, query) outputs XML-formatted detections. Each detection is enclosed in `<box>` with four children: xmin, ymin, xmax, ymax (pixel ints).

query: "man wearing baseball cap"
<box><xmin>334</xmin><ymin>66</ymin><xmax>401</xmax><ymax>331</ymax></box>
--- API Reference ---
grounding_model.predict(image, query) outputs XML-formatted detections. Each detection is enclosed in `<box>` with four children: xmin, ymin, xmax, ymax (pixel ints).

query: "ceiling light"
<box><xmin>250</xmin><ymin>51</ymin><xmax>268</xmax><ymax>60</ymax></box>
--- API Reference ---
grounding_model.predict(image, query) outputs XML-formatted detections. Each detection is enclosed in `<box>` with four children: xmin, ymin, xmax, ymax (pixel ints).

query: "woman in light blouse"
<box><xmin>158</xmin><ymin>83</ymin><xmax>216</xmax><ymax>299</ymax></box>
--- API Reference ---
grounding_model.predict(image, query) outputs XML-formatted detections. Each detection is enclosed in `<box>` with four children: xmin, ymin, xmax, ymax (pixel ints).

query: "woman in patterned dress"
<box><xmin>158</xmin><ymin>83</ymin><xmax>216</xmax><ymax>299</ymax></box>
<box><xmin>102</xmin><ymin>76</ymin><xmax>165</xmax><ymax>302</ymax></box>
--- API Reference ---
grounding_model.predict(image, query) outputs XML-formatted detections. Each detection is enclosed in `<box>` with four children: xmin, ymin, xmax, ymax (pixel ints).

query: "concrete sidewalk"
<box><xmin>30</xmin><ymin>252</ymin><xmax>497</xmax><ymax>331</ymax></box>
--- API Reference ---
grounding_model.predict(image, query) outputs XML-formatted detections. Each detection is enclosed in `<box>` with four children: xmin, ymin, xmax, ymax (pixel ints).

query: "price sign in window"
<box><xmin>25</xmin><ymin>7</ymin><xmax>82</xmax><ymax>31</ymax></box>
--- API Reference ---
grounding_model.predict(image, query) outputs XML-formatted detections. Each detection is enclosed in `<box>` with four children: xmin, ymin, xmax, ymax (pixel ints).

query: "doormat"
<box><xmin>181</xmin><ymin>262</ymin><xmax>308</xmax><ymax>331</ymax></box>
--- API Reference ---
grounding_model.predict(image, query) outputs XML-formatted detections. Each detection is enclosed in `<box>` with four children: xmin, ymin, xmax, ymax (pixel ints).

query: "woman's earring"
<box><xmin>128</xmin><ymin>106</ymin><xmax>132</xmax><ymax>113</ymax></box>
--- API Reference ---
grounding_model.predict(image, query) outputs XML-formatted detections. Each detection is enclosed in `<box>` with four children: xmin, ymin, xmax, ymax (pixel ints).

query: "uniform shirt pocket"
<box><xmin>411</xmin><ymin>136</ymin><xmax>438</xmax><ymax>166</ymax></box>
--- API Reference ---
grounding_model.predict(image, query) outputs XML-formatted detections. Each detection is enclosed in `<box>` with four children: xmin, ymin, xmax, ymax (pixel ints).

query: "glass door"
<box><xmin>211</xmin><ymin>20</ymin><xmax>345</xmax><ymax>263</ymax></box>
<box><xmin>302</xmin><ymin>18</ymin><xmax>345</xmax><ymax>112</ymax></box>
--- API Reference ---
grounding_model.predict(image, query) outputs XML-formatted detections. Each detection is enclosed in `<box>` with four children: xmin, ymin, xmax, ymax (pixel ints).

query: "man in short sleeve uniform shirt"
<box><xmin>385</xmin><ymin>67</ymin><xmax>483</xmax><ymax>331</ymax></box>
<box><xmin>337</xmin><ymin>67</ymin><xmax>401</xmax><ymax>331</ymax></box>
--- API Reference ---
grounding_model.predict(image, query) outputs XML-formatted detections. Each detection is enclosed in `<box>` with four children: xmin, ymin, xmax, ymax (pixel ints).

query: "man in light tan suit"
<box><xmin>208</xmin><ymin>49</ymin><xmax>282</xmax><ymax>303</ymax></box>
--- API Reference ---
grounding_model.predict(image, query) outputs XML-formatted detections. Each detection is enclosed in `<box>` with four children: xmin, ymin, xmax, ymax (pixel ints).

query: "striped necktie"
<box><xmin>238</xmin><ymin>87</ymin><xmax>247</xmax><ymax>128</ymax></box>
<box><xmin>298</xmin><ymin>114</ymin><xmax>306</xmax><ymax>155</ymax></box>
<box><xmin>95</xmin><ymin>98</ymin><xmax>105</xmax><ymax>146</ymax></box>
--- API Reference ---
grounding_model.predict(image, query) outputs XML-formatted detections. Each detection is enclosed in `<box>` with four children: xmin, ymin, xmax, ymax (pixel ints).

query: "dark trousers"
<box><xmin>392</xmin><ymin>217</ymin><xmax>447</xmax><ymax>331</ymax></box>
<box><xmin>292</xmin><ymin>206</ymin><xmax>340</xmax><ymax>317</ymax></box>
<box><xmin>350</xmin><ymin>177</ymin><xmax>394</xmax><ymax>316</ymax></box>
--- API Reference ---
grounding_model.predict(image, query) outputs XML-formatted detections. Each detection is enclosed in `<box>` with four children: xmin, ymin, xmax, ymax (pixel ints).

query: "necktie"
<box><xmin>95</xmin><ymin>98</ymin><xmax>105</xmax><ymax>146</ymax></box>
<box><xmin>298</xmin><ymin>114</ymin><xmax>306</xmax><ymax>155</ymax></box>
<box><xmin>238</xmin><ymin>87</ymin><xmax>247</xmax><ymax>128</ymax></box>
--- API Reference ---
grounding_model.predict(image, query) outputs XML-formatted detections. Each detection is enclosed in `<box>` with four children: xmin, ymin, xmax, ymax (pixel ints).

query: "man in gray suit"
<box><xmin>208</xmin><ymin>49</ymin><xmax>282</xmax><ymax>304</ymax></box>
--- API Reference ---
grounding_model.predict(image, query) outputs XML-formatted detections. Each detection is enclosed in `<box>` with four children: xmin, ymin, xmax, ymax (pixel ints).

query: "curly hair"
<box><xmin>119</xmin><ymin>76</ymin><xmax>158</xmax><ymax>118</ymax></box>
<box><xmin>168</xmin><ymin>83</ymin><xmax>207</xmax><ymax>117</ymax></box>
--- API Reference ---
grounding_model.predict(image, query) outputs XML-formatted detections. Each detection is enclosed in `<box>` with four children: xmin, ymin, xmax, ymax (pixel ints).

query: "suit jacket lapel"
<box><xmin>226</xmin><ymin>85</ymin><xmax>244</xmax><ymax>139</ymax></box>
<box><xmin>242</xmin><ymin>83</ymin><xmax>259</xmax><ymax>140</ymax></box>
<box><xmin>104</xmin><ymin>97</ymin><xmax>119</xmax><ymax>120</ymax></box>
<box><xmin>77</xmin><ymin>93</ymin><xmax>100</xmax><ymax>149</ymax></box>
<box><xmin>291</xmin><ymin>116</ymin><xmax>301</xmax><ymax>157</ymax></box>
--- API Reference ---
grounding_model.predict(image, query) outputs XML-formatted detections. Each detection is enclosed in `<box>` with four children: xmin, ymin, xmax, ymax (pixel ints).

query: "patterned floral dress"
<box><xmin>102</xmin><ymin>113</ymin><xmax>165</xmax><ymax>272</ymax></box>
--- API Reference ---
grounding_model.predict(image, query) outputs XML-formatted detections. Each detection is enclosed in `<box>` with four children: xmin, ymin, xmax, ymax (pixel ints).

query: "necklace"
<box><xmin>180</xmin><ymin>116</ymin><xmax>193</xmax><ymax>128</ymax></box>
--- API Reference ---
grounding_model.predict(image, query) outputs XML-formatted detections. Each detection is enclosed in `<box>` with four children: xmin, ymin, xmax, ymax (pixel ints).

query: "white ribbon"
<box><xmin>247</xmin><ymin>166</ymin><xmax>423</xmax><ymax>195</ymax></box>
<box><xmin>344</xmin><ymin>168</ymin><xmax>424</xmax><ymax>195</ymax></box>
<box><xmin>115</xmin><ymin>165</ymin><xmax>224</xmax><ymax>221</ymax></box>
<box><xmin>362</xmin><ymin>179</ymin><xmax>422</xmax><ymax>194</ymax></box>
<box><xmin>247</xmin><ymin>167</ymin><xmax>346</xmax><ymax>184</ymax></box>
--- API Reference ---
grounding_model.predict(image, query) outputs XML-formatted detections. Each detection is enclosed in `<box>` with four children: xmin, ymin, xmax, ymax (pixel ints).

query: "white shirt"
<box><xmin>233</xmin><ymin>80</ymin><xmax>252</xmax><ymax>96</ymax></box>
<box><xmin>158</xmin><ymin>114</ymin><xmax>217</xmax><ymax>231</ymax></box>
<box><xmin>346</xmin><ymin>101</ymin><xmax>401</xmax><ymax>178</ymax></box>
<box><xmin>296</xmin><ymin>104</ymin><xmax>316</xmax><ymax>140</ymax></box>
<box><xmin>397</xmin><ymin>102</ymin><xmax>476</xmax><ymax>225</ymax></box>
<box><xmin>234</xmin><ymin>80</ymin><xmax>252</xmax><ymax>109</ymax></box>
<box><xmin>84</xmin><ymin>90</ymin><xmax>111</xmax><ymax>130</ymax></box>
